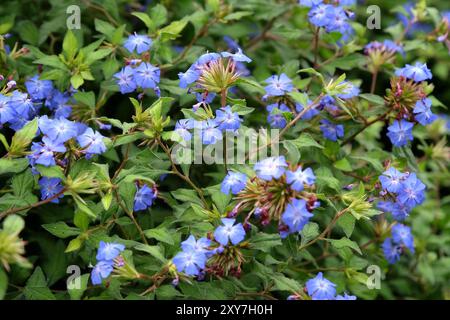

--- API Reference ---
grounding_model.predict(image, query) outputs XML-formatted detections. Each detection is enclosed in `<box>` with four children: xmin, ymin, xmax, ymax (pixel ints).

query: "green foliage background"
<box><xmin>0</xmin><ymin>0</ymin><xmax>448</xmax><ymax>300</ymax></box>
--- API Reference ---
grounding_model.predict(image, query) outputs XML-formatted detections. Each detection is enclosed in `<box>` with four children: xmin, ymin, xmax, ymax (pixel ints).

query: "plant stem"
<box><xmin>113</xmin><ymin>189</ymin><xmax>148</xmax><ymax>245</ymax></box>
<box><xmin>0</xmin><ymin>188</ymin><xmax>67</xmax><ymax>219</ymax></box>
<box><xmin>370</xmin><ymin>68</ymin><xmax>379</xmax><ymax>94</ymax></box>
<box><xmin>156</xmin><ymin>139</ymin><xmax>209</xmax><ymax>209</ymax></box>
<box><xmin>298</xmin><ymin>208</ymin><xmax>349</xmax><ymax>251</ymax></box>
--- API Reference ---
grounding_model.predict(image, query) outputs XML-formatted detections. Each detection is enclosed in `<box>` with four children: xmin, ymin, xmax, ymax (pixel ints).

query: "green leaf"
<box><xmin>144</xmin><ymin>228</ymin><xmax>174</xmax><ymax>245</ymax></box>
<box><xmin>315</xmin><ymin>167</ymin><xmax>341</xmax><ymax>192</ymax></box>
<box><xmin>250</xmin><ymin>233</ymin><xmax>282</xmax><ymax>252</ymax></box>
<box><xmin>300</xmin><ymin>222</ymin><xmax>319</xmax><ymax>245</ymax></box>
<box><xmin>74</xmin><ymin>91</ymin><xmax>96</xmax><ymax>109</ymax></box>
<box><xmin>223</xmin><ymin>11</ymin><xmax>253</xmax><ymax>21</ymax></box>
<box><xmin>328</xmin><ymin>237</ymin><xmax>362</xmax><ymax>255</ymax></box>
<box><xmin>288</xmin><ymin>91</ymin><xmax>309</xmax><ymax>106</ymax></box>
<box><xmin>283</xmin><ymin>140</ymin><xmax>300</xmax><ymax>163</ymax></box>
<box><xmin>327</xmin><ymin>53</ymin><xmax>366</xmax><ymax>70</ymax></box>
<box><xmin>9</xmin><ymin>118</ymin><xmax>38</xmax><ymax>157</ymax></box>
<box><xmin>291</xmin><ymin>133</ymin><xmax>324</xmax><ymax>149</ymax></box>
<box><xmin>24</xmin><ymin>267</ymin><xmax>56</xmax><ymax>300</ymax></box>
<box><xmin>34</xmin><ymin>55</ymin><xmax>67</xmax><ymax>70</ymax></box>
<box><xmin>65</xmin><ymin>236</ymin><xmax>84</xmax><ymax>253</ymax></box>
<box><xmin>134</xmin><ymin>244</ymin><xmax>167</xmax><ymax>263</ymax></box>
<box><xmin>159</xmin><ymin>20</ymin><xmax>188</xmax><ymax>40</ymax></box>
<box><xmin>150</xmin><ymin>4</ymin><xmax>168</xmax><ymax>28</ymax></box>
<box><xmin>337</xmin><ymin>212</ymin><xmax>356</xmax><ymax>238</ymax></box>
<box><xmin>3</xmin><ymin>215</ymin><xmax>25</xmax><ymax>234</ymax></box>
<box><xmin>17</xmin><ymin>20</ymin><xmax>40</xmax><ymax>45</ymax></box>
<box><xmin>63</xmin><ymin>30</ymin><xmax>78</xmax><ymax>58</ymax></box>
<box><xmin>0</xmin><ymin>158</ymin><xmax>29</xmax><ymax>176</ymax></box>
<box><xmin>68</xmin><ymin>274</ymin><xmax>89</xmax><ymax>300</ymax></box>
<box><xmin>35</xmin><ymin>165</ymin><xmax>66</xmax><ymax>180</ymax></box>
<box><xmin>70</xmin><ymin>74</ymin><xmax>84</xmax><ymax>89</ymax></box>
<box><xmin>131</xmin><ymin>12</ymin><xmax>154</xmax><ymax>30</ymax></box>
<box><xmin>42</xmin><ymin>222</ymin><xmax>81</xmax><ymax>239</ymax></box>
<box><xmin>359</xmin><ymin>94</ymin><xmax>386</xmax><ymax>106</ymax></box>
<box><xmin>271</xmin><ymin>273</ymin><xmax>301</xmax><ymax>292</ymax></box>
<box><xmin>0</xmin><ymin>267</ymin><xmax>7</xmax><ymax>300</ymax></box>
<box><xmin>334</xmin><ymin>157</ymin><xmax>352</xmax><ymax>172</ymax></box>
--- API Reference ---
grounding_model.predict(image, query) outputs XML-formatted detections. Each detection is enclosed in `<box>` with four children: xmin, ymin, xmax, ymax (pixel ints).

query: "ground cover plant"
<box><xmin>0</xmin><ymin>0</ymin><xmax>449</xmax><ymax>300</ymax></box>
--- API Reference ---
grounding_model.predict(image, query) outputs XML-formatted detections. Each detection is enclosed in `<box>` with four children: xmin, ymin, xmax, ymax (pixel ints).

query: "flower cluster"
<box><xmin>172</xmin><ymin>218</ymin><xmax>246</xmax><ymax>278</ymax></box>
<box><xmin>263</xmin><ymin>74</ymin><xmax>358</xmax><ymax>141</ymax></box>
<box><xmin>382</xmin><ymin>223</ymin><xmax>415</xmax><ymax>264</ymax></box>
<box><xmin>91</xmin><ymin>241</ymin><xmax>125</xmax><ymax>285</ymax></box>
<box><xmin>289</xmin><ymin>272</ymin><xmax>356</xmax><ymax>300</ymax></box>
<box><xmin>174</xmin><ymin>105</ymin><xmax>243</xmax><ymax>145</ymax></box>
<box><xmin>385</xmin><ymin>63</ymin><xmax>436</xmax><ymax>147</ymax></box>
<box><xmin>221</xmin><ymin>156</ymin><xmax>319</xmax><ymax>238</ymax></box>
<box><xmin>299</xmin><ymin>0</ymin><xmax>355</xmax><ymax>43</ymax></box>
<box><xmin>377</xmin><ymin>167</ymin><xmax>426</xmax><ymax>221</ymax></box>
<box><xmin>114</xmin><ymin>33</ymin><xmax>160</xmax><ymax>95</ymax></box>
<box><xmin>178</xmin><ymin>49</ymin><xmax>251</xmax><ymax>95</ymax></box>
<box><xmin>0</xmin><ymin>75</ymin><xmax>74</xmax><ymax>131</ymax></box>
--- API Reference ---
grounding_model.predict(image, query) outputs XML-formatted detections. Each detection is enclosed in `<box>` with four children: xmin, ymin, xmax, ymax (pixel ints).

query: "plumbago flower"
<box><xmin>1</xmin><ymin>0</ymin><xmax>449</xmax><ymax>302</ymax></box>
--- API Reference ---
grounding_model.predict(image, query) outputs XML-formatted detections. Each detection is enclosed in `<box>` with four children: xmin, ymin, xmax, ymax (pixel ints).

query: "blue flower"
<box><xmin>281</xmin><ymin>199</ymin><xmax>313</xmax><ymax>234</ymax></box>
<box><xmin>172</xmin><ymin>249</ymin><xmax>207</xmax><ymax>276</ymax></box>
<box><xmin>77</xmin><ymin>128</ymin><xmax>107</xmax><ymax>155</ymax></box>
<box><xmin>379</xmin><ymin>167</ymin><xmax>406</xmax><ymax>193</ymax></box>
<box><xmin>134</xmin><ymin>184</ymin><xmax>157</xmax><ymax>211</ymax></box>
<box><xmin>195</xmin><ymin>52</ymin><xmax>221</xmax><ymax>65</ymax></box>
<box><xmin>397</xmin><ymin>173</ymin><xmax>426</xmax><ymax>208</ymax></box>
<box><xmin>254</xmin><ymin>156</ymin><xmax>288</xmax><ymax>181</ymax></box>
<box><xmin>335</xmin><ymin>293</ymin><xmax>357</xmax><ymax>300</ymax></box>
<box><xmin>305</xmin><ymin>272</ymin><xmax>337</xmax><ymax>300</ymax></box>
<box><xmin>96</xmin><ymin>241</ymin><xmax>125</xmax><ymax>261</ymax></box>
<box><xmin>178</xmin><ymin>67</ymin><xmax>201</xmax><ymax>88</ymax></box>
<box><xmin>200</xmin><ymin>120</ymin><xmax>222</xmax><ymax>145</ymax></box>
<box><xmin>320</xmin><ymin>119</ymin><xmax>344</xmax><ymax>141</ymax></box>
<box><xmin>264</xmin><ymin>74</ymin><xmax>294</xmax><ymax>97</ymax></box>
<box><xmin>213</xmin><ymin>218</ymin><xmax>246</xmax><ymax>246</ymax></box>
<box><xmin>221</xmin><ymin>171</ymin><xmax>247</xmax><ymax>195</ymax></box>
<box><xmin>286</xmin><ymin>167</ymin><xmax>316</xmax><ymax>191</ymax></box>
<box><xmin>0</xmin><ymin>94</ymin><xmax>14</xmax><ymax>124</ymax></box>
<box><xmin>123</xmin><ymin>33</ymin><xmax>153</xmax><ymax>54</ymax></box>
<box><xmin>29</xmin><ymin>137</ymin><xmax>66</xmax><ymax>167</ymax></box>
<box><xmin>38</xmin><ymin>177</ymin><xmax>64</xmax><ymax>203</ymax></box>
<box><xmin>181</xmin><ymin>235</ymin><xmax>212</xmax><ymax>256</ymax></box>
<box><xmin>174</xmin><ymin>119</ymin><xmax>194</xmax><ymax>141</ymax></box>
<box><xmin>223</xmin><ymin>36</ymin><xmax>240</xmax><ymax>51</ymax></box>
<box><xmin>9</xmin><ymin>90</ymin><xmax>36</xmax><ymax>118</ymax></box>
<box><xmin>39</xmin><ymin>117</ymin><xmax>78</xmax><ymax>143</ymax></box>
<box><xmin>308</xmin><ymin>4</ymin><xmax>334</xmax><ymax>28</ymax></box>
<box><xmin>382</xmin><ymin>40</ymin><xmax>404</xmax><ymax>55</ymax></box>
<box><xmin>337</xmin><ymin>81</ymin><xmax>360</xmax><ymax>99</ymax></box>
<box><xmin>215</xmin><ymin>106</ymin><xmax>242</xmax><ymax>131</ymax></box>
<box><xmin>413</xmin><ymin>98</ymin><xmax>437</xmax><ymax>126</ymax></box>
<box><xmin>221</xmin><ymin>48</ymin><xmax>252</xmax><ymax>63</ymax></box>
<box><xmin>377</xmin><ymin>200</ymin><xmax>411</xmax><ymax>221</ymax></box>
<box><xmin>25</xmin><ymin>75</ymin><xmax>53</xmax><ymax>101</ymax></box>
<box><xmin>91</xmin><ymin>260</ymin><xmax>114</xmax><ymax>285</ymax></box>
<box><xmin>395</xmin><ymin>62</ymin><xmax>432</xmax><ymax>82</ymax></box>
<box><xmin>267</xmin><ymin>103</ymin><xmax>290</xmax><ymax>128</ymax></box>
<box><xmin>114</xmin><ymin>66</ymin><xmax>137</xmax><ymax>94</ymax></box>
<box><xmin>134</xmin><ymin>62</ymin><xmax>160</xmax><ymax>89</ymax></box>
<box><xmin>382</xmin><ymin>238</ymin><xmax>402</xmax><ymax>264</ymax></box>
<box><xmin>295</xmin><ymin>100</ymin><xmax>319</xmax><ymax>120</ymax></box>
<box><xmin>386</xmin><ymin>120</ymin><xmax>414</xmax><ymax>147</ymax></box>
<box><xmin>298</xmin><ymin>0</ymin><xmax>323</xmax><ymax>7</ymax></box>
<box><xmin>391</xmin><ymin>224</ymin><xmax>415</xmax><ymax>253</ymax></box>
<box><xmin>195</xmin><ymin>92</ymin><xmax>216</xmax><ymax>103</ymax></box>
